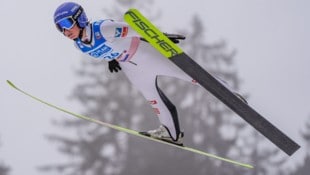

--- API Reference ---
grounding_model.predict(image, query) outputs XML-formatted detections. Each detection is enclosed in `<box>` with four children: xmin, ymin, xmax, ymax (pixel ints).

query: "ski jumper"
<box><xmin>74</xmin><ymin>20</ymin><xmax>195</xmax><ymax>140</ymax></box>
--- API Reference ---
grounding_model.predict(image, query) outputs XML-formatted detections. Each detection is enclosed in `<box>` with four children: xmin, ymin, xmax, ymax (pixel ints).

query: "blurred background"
<box><xmin>0</xmin><ymin>0</ymin><xmax>309</xmax><ymax>175</ymax></box>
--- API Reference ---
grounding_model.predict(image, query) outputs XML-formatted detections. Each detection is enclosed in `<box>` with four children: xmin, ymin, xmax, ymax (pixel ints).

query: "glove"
<box><xmin>108</xmin><ymin>59</ymin><xmax>122</xmax><ymax>73</ymax></box>
<box><xmin>164</xmin><ymin>33</ymin><xmax>186</xmax><ymax>44</ymax></box>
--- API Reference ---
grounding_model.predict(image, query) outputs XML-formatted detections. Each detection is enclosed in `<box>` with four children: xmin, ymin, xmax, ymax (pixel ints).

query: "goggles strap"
<box><xmin>73</xmin><ymin>6</ymin><xmax>83</xmax><ymax>21</ymax></box>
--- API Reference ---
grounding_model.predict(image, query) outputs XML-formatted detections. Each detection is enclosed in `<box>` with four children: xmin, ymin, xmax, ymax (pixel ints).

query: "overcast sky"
<box><xmin>0</xmin><ymin>0</ymin><xmax>309</xmax><ymax>175</ymax></box>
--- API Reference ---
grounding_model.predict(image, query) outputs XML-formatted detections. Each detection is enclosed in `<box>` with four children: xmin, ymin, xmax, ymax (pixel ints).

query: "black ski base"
<box><xmin>170</xmin><ymin>52</ymin><xmax>300</xmax><ymax>156</ymax></box>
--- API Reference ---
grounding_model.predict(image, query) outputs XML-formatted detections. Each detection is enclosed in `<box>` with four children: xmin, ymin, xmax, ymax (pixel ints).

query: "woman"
<box><xmin>53</xmin><ymin>2</ymin><xmax>246</xmax><ymax>146</ymax></box>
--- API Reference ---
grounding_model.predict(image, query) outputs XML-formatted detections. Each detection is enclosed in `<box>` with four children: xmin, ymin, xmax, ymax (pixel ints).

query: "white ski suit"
<box><xmin>74</xmin><ymin>19</ymin><xmax>194</xmax><ymax>140</ymax></box>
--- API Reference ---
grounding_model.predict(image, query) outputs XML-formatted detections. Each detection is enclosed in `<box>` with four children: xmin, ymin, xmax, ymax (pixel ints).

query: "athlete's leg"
<box><xmin>119</xmin><ymin>44</ymin><xmax>182</xmax><ymax>140</ymax></box>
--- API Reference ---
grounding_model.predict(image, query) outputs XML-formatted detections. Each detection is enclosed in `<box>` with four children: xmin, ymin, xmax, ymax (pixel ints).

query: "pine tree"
<box><xmin>287</xmin><ymin>116</ymin><xmax>310</xmax><ymax>175</ymax></box>
<box><xmin>0</xmin><ymin>165</ymin><xmax>9</xmax><ymax>175</ymax></box>
<box><xmin>0</xmin><ymin>138</ymin><xmax>10</xmax><ymax>175</ymax></box>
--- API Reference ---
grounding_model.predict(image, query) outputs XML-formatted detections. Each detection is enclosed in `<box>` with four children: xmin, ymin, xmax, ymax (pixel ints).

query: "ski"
<box><xmin>124</xmin><ymin>9</ymin><xmax>300</xmax><ymax>156</ymax></box>
<box><xmin>7</xmin><ymin>80</ymin><xmax>253</xmax><ymax>169</ymax></box>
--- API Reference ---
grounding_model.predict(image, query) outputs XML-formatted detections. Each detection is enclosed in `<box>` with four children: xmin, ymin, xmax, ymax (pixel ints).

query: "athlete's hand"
<box><xmin>108</xmin><ymin>59</ymin><xmax>122</xmax><ymax>73</ymax></box>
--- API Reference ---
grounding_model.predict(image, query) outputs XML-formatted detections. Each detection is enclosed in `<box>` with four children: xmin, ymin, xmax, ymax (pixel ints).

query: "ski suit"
<box><xmin>74</xmin><ymin>19</ymin><xmax>194</xmax><ymax>140</ymax></box>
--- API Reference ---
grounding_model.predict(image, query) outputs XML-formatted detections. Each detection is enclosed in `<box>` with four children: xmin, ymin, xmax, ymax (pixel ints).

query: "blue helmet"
<box><xmin>54</xmin><ymin>2</ymin><xmax>88</xmax><ymax>32</ymax></box>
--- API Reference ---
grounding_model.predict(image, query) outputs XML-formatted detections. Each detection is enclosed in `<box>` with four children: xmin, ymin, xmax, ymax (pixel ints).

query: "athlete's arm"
<box><xmin>100</xmin><ymin>20</ymin><xmax>140</xmax><ymax>40</ymax></box>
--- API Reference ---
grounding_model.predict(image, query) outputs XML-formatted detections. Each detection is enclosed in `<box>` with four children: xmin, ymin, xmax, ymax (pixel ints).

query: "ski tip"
<box><xmin>6</xmin><ymin>80</ymin><xmax>17</xmax><ymax>89</ymax></box>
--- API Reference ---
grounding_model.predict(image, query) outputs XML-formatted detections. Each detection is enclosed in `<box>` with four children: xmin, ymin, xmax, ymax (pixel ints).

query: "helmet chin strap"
<box><xmin>76</xmin><ymin>25</ymin><xmax>92</xmax><ymax>44</ymax></box>
<box><xmin>78</xmin><ymin>28</ymin><xmax>84</xmax><ymax>39</ymax></box>
<box><xmin>74</xmin><ymin>28</ymin><xmax>85</xmax><ymax>42</ymax></box>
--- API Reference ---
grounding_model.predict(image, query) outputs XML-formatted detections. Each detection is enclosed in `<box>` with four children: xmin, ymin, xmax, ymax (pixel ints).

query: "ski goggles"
<box><xmin>55</xmin><ymin>17</ymin><xmax>76</xmax><ymax>33</ymax></box>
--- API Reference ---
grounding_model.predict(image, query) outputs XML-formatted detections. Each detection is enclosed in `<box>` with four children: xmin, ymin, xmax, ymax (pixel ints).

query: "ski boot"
<box><xmin>140</xmin><ymin>125</ymin><xmax>184</xmax><ymax>146</ymax></box>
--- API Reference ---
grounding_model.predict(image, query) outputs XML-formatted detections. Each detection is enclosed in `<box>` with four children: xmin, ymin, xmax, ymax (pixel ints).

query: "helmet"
<box><xmin>54</xmin><ymin>2</ymin><xmax>88</xmax><ymax>32</ymax></box>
